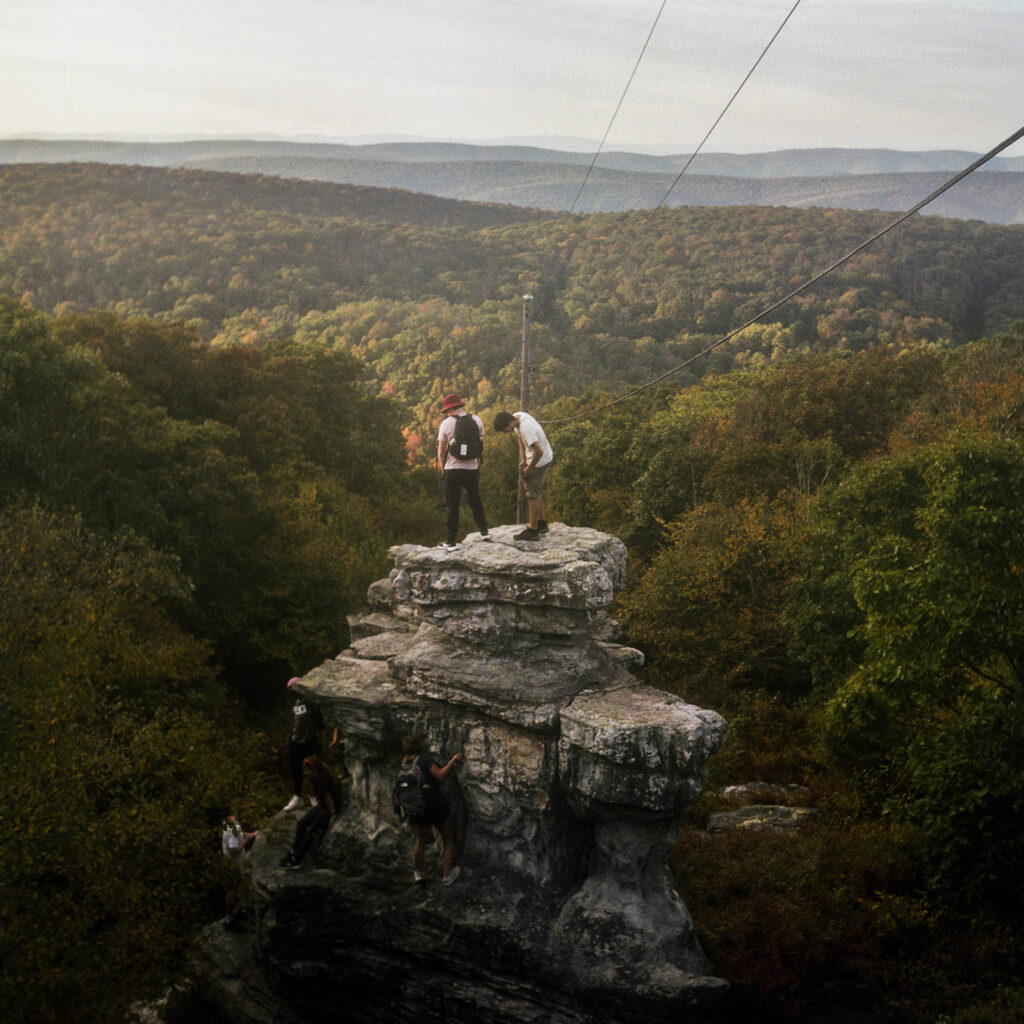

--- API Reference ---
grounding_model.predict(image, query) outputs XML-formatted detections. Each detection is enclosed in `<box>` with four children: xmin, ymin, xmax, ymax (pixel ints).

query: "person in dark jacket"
<box><xmin>398</xmin><ymin>735</ymin><xmax>464</xmax><ymax>885</ymax></box>
<box><xmin>283</xmin><ymin>676</ymin><xmax>324</xmax><ymax>812</ymax></box>
<box><xmin>279</xmin><ymin>757</ymin><xmax>342</xmax><ymax>870</ymax></box>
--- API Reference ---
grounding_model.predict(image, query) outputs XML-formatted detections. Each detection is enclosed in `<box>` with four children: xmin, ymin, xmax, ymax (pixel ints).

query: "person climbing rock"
<box><xmin>394</xmin><ymin>735</ymin><xmax>464</xmax><ymax>885</ymax></box>
<box><xmin>278</xmin><ymin>756</ymin><xmax>342</xmax><ymax>870</ymax></box>
<box><xmin>283</xmin><ymin>677</ymin><xmax>324</xmax><ymax>812</ymax></box>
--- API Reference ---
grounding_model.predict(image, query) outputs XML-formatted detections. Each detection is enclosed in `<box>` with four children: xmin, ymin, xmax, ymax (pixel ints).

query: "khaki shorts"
<box><xmin>523</xmin><ymin>461</ymin><xmax>549</xmax><ymax>500</ymax></box>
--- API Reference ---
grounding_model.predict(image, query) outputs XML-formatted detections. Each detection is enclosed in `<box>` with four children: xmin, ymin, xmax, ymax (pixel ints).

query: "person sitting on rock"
<box><xmin>493</xmin><ymin>410</ymin><xmax>553</xmax><ymax>542</ymax></box>
<box><xmin>279</xmin><ymin>756</ymin><xmax>341</xmax><ymax>870</ymax></box>
<box><xmin>283</xmin><ymin>676</ymin><xmax>325</xmax><ymax>812</ymax></box>
<box><xmin>394</xmin><ymin>735</ymin><xmax>464</xmax><ymax>885</ymax></box>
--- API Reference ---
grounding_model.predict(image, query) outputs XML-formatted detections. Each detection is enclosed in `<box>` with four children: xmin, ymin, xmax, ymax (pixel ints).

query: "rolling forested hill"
<box><xmin>3</xmin><ymin>137</ymin><xmax>1022</xmax><ymax>221</ymax></box>
<box><xmin>6</xmin><ymin>153</ymin><xmax>1024</xmax><ymax>1024</ymax></box>
<box><xmin>148</xmin><ymin>157</ymin><xmax>1024</xmax><ymax>221</ymax></box>
<box><xmin>4</xmin><ymin>161</ymin><xmax>1024</xmax><ymax>457</ymax></box>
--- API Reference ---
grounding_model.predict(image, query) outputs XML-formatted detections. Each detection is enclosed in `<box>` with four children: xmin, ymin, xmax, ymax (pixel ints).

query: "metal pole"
<box><xmin>520</xmin><ymin>294</ymin><xmax>533</xmax><ymax>411</ymax></box>
<box><xmin>517</xmin><ymin>294</ymin><xmax>533</xmax><ymax>524</ymax></box>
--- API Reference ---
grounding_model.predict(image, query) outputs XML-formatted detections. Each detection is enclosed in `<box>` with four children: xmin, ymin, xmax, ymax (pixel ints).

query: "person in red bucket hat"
<box><xmin>436</xmin><ymin>392</ymin><xmax>490</xmax><ymax>551</ymax></box>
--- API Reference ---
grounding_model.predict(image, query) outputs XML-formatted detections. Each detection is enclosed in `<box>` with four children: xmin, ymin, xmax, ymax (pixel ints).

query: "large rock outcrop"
<box><xmin>191</xmin><ymin>524</ymin><xmax>727</xmax><ymax>1023</ymax></box>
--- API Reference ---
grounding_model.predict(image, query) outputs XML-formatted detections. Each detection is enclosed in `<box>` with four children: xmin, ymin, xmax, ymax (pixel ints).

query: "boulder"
<box><xmin>720</xmin><ymin>781</ymin><xmax>812</xmax><ymax>805</ymax></box>
<box><xmin>707</xmin><ymin>805</ymin><xmax>821</xmax><ymax>835</ymax></box>
<box><xmin>190</xmin><ymin>524</ymin><xmax>728</xmax><ymax>1023</ymax></box>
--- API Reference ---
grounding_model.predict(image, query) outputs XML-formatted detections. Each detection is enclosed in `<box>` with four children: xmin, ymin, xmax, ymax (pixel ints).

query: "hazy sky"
<box><xmin>1</xmin><ymin>0</ymin><xmax>1021</xmax><ymax>154</ymax></box>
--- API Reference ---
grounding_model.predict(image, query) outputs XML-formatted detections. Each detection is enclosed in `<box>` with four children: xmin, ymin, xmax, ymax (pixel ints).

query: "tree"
<box><xmin>617</xmin><ymin>494</ymin><xmax>808</xmax><ymax>706</ymax></box>
<box><xmin>4</xmin><ymin>300</ymin><xmax>411</xmax><ymax>698</ymax></box>
<box><xmin>0</xmin><ymin>505</ymin><xmax>273</xmax><ymax>1024</ymax></box>
<box><xmin>801</xmin><ymin>436</ymin><xmax>1024</xmax><ymax>905</ymax></box>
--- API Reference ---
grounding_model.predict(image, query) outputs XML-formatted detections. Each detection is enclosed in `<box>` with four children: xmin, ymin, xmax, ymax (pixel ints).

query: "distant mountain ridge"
<box><xmin>5</xmin><ymin>137</ymin><xmax>1023</xmax><ymax>176</ymax></box>
<box><xmin>3</xmin><ymin>138</ymin><xmax>1022</xmax><ymax>223</ymax></box>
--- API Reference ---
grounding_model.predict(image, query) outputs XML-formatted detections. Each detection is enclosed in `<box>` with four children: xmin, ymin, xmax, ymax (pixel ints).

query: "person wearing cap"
<box><xmin>436</xmin><ymin>392</ymin><xmax>490</xmax><ymax>552</ymax></box>
<box><xmin>283</xmin><ymin>677</ymin><xmax>324</xmax><ymax>812</ymax></box>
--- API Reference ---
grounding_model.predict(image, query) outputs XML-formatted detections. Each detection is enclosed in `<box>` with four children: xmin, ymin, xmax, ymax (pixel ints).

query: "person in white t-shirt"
<box><xmin>493</xmin><ymin>410</ymin><xmax>553</xmax><ymax>542</ymax></box>
<box><xmin>221</xmin><ymin>815</ymin><xmax>258</xmax><ymax>931</ymax></box>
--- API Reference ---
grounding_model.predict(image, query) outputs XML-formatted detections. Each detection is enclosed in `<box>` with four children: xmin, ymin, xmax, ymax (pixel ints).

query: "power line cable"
<box><xmin>543</xmin><ymin>123</ymin><xmax>1024</xmax><ymax>427</ymax></box>
<box><xmin>656</xmin><ymin>0</ymin><xmax>803</xmax><ymax>209</ymax></box>
<box><xmin>569</xmin><ymin>0</ymin><xmax>669</xmax><ymax>214</ymax></box>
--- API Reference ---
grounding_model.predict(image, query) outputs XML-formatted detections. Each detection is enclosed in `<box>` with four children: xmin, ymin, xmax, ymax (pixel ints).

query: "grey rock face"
<box><xmin>192</xmin><ymin>524</ymin><xmax>727</xmax><ymax>1023</ymax></box>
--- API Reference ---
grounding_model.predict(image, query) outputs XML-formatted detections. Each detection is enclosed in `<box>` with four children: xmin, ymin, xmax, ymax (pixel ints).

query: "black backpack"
<box><xmin>448</xmin><ymin>414</ymin><xmax>483</xmax><ymax>461</ymax></box>
<box><xmin>394</xmin><ymin>758</ymin><xmax>430</xmax><ymax>819</ymax></box>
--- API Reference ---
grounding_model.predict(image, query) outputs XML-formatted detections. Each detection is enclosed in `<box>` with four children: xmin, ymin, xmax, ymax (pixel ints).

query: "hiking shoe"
<box><xmin>283</xmin><ymin>795</ymin><xmax>304</xmax><ymax>812</ymax></box>
<box><xmin>414</xmin><ymin>871</ymin><xmax>427</xmax><ymax>884</ymax></box>
<box><xmin>514</xmin><ymin>528</ymin><xmax>540</xmax><ymax>542</ymax></box>
<box><xmin>440</xmin><ymin>542</ymin><xmax>459</xmax><ymax>552</ymax></box>
<box><xmin>537</xmin><ymin>520</ymin><xmax>549</xmax><ymax>534</ymax></box>
<box><xmin>278</xmin><ymin>854</ymin><xmax>301</xmax><ymax>870</ymax></box>
<box><xmin>442</xmin><ymin>866</ymin><xmax>462</xmax><ymax>887</ymax></box>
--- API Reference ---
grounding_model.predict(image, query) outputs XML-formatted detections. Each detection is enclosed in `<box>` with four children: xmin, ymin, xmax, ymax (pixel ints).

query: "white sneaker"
<box><xmin>414</xmin><ymin>871</ymin><xmax>427</xmax><ymax>883</ymax></box>
<box><xmin>309</xmin><ymin>797</ymin><xmax>318</xmax><ymax>808</ymax></box>
<box><xmin>442</xmin><ymin>866</ymin><xmax>461</xmax><ymax>886</ymax></box>
<box><xmin>441</xmin><ymin>542</ymin><xmax>459</xmax><ymax>552</ymax></box>
<box><xmin>283</xmin><ymin>795</ymin><xmax>304</xmax><ymax>812</ymax></box>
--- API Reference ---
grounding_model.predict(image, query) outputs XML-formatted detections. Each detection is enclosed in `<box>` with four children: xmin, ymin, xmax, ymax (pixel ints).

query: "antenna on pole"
<box><xmin>517</xmin><ymin>294</ymin><xmax>534</xmax><ymax>524</ymax></box>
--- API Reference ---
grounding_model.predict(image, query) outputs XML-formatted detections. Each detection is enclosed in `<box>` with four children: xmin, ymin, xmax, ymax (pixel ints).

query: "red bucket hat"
<box><xmin>440</xmin><ymin>393</ymin><xmax>465</xmax><ymax>414</ymax></box>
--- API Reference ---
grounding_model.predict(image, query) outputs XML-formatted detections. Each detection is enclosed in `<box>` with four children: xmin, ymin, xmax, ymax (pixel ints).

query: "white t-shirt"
<box><xmin>514</xmin><ymin>411</ymin><xmax>553</xmax><ymax>468</ymax></box>
<box><xmin>222</xmin><ymin>823</ymin><xmax>245</xmax><ymax>862</ymax></box>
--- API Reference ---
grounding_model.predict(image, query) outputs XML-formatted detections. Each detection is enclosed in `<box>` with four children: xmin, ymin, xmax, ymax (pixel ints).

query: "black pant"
<box><xmin>294</xmin><ymin>805</ymin><xmax>331</xmax><ymax>861</ymax></box>
<box><xmin>444</xmin><ymin>469</ymin><xmax>488</xmax><ymax>544</ymax></box>
<box><xmin>289</xmin><ymin>739</ymin><xmax>318</xmax><ymax>797</ymax></box>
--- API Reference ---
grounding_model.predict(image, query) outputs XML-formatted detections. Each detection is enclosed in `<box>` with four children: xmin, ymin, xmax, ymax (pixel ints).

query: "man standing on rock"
<box><xmin>437</xmin><ymin>392</ymin><xmax>490</xmax><ymax>552</ymax></box>
<box><xmin>493</xmin><ymin>410</ymin><xmax>553</xmax><ymax>542</ymax></box>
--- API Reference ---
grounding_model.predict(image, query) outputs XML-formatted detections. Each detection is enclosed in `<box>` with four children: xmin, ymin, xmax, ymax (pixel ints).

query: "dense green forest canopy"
<box><xmin>547</xmin><ymin>329</ymin><xmax>1024</xmax><ymax>1022</ymax></box>
<box><xmin>4</xmin><ymin>163</ymin><xmax>1024</xmax><ymax>462</ymax></box>
<box><xmin>5</xmin><ymin>161</ymin><xmax>1024</xmax><ymax>1023</ymax></box>
<box><xmin>0</xmin><ymin>294</ymin><xmax>442</xmax><ymax>1023</ymax></box>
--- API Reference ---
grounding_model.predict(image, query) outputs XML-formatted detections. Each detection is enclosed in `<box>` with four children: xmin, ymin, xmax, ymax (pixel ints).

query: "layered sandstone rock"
<box><xmin>191</xmin><ymin>524</ymin><xmax>727</xmax><ymax>1023</ymax></box>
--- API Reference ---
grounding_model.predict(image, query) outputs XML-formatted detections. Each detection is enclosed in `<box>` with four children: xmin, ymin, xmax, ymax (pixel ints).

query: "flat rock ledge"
<box><xmin>190</xmin><ymin>524</ymin><xmax>728</xmax><ymax>1024</ymax></box>
<box><xmin>707</xmin><ymin>805</ymin><xmax>821</xmax><ymax>835</ymax></box>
